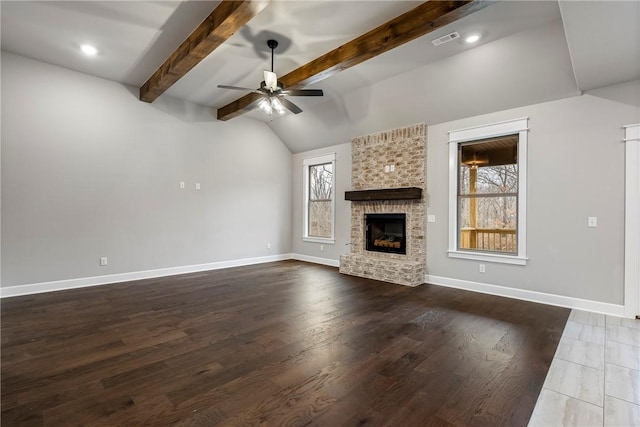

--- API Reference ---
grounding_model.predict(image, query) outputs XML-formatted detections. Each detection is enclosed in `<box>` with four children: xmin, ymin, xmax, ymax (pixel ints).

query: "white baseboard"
<box><xmin>425</xmin><ymin>274</ymin><xmax>626</xmax><ymax>318</ymax></box>
<box><xmin>2</xmin><ymin>258</ymin><xmax>625</xmax><ymax>318</ymax></box>
<box><xmin>290</xmin><ymin>253</ymin><xmax>340</xmax><ymax>268</ymax></box>
<box><xmin>0</xmin><ymin>254</ymin><xmax>292</xmax><ymax>298</ymax></box>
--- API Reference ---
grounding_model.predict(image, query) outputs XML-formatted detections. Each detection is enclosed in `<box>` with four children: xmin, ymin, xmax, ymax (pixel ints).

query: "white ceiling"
<box><xmin>2</xmin><ymin>1</ymin><xmax>639</xmax><ymax>152</ymax></box>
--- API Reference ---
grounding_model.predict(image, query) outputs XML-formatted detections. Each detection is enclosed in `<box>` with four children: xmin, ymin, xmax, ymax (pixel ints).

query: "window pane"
<box><xmin>308</xmin><ymin>200</ymin><xmax>332</xmax><ymax>238</ymax></box>
<box><xmin>459</xmin><ymin>164</ymin><xmax>518</xmax><ymax>195</ymax></box>
<box><xmin>458</xmin><ymin>196</ymin><xmax>517</xmax><ymax>253</ymax></box>
<box><xmin>309</xmin><ymin>163</ymin><xmax>333</xmax><ymax>201</ymax></box>
<box><xmin>459</xmin><ymin>135</ymin><xmax>518</xmax><ymax>195</ymax></box>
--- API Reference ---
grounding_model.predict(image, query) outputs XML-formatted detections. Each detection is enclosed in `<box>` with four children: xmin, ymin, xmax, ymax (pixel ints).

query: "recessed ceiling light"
<box><xmin>80</xmin><ymin>44</ymin><xmax>98</xmax><ymax>56</ymax></box>
<box><xmin>465</xmin><ymin>34</ymin><xmax>481</xmax><ymax>44</ymax></box>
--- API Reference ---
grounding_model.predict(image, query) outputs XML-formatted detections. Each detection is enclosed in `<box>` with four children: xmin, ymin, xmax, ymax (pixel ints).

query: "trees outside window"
<box><xmin>308</xmin><ymin>162</ymin><xmax>333</xmax><ymax>238</ymax></box>
<box><xmin>458</xmin><ymin>135</ymin><xmax>518</xmax><ymax>253</ymax></box>
<box><xmin>303</xmin><ymin>153</ymin><xmax>336</xmax><ymax>243</ymax></box>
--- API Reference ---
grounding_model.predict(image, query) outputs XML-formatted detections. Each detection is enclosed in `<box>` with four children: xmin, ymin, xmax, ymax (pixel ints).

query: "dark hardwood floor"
<box><xmin>1</xmin><ymin>260</ymin><xmax>569</xmax><ymax>426</ymax></box>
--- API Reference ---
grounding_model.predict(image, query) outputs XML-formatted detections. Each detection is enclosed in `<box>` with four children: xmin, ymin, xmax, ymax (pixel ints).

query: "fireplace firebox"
<box><xmin>365</xmin><ymin>213</ymin><xmax>406</xmax><ymax>255</ymax></box>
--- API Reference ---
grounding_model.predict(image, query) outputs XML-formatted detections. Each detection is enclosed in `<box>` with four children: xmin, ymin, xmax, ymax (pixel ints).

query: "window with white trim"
<box><xmin>303</xmin><ymin>153</ymin><xmax>336</xmax><ymax>243</ymax></box>
<box><xmin>448</xmin><ymin>118</ymin><xmax>528</xmax><ymax>265</ymax></box>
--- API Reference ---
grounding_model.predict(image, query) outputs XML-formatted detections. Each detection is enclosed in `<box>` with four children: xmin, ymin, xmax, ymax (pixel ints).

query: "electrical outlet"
<box><xmin>320</xmin><ymin>245</ymin><xmax>324</xmax><ymax>251</ymax></box>
<box><xmin>100</xmin><ymin>257</ymin><xmax>108</xmax><ymax>266</ymax></box>
<box><xmin>384</xmin><ymin>165</ymin><xmax>390</xmax><ymax>173</ymax></box>
<box><xmin>390</xmin><ymin>164</ymin><xmax>395</xmax><ymax>172</ymax></box>
<box><xmin>427</xmin><ymin>215</ymin><xmax>436</xmax><ymax>223</ymax></box>
<box><xmin>588</xmin><ymin>217</ymin><xmax>597</xmax><ymax>227</ymax></box>
<box><xmin>195</xmin><ymin>183</ymin><xmax>201</xmax><ymax>190</ymax></box>
<box><xmin>479</xmin><ymin>264</ymin><xmax>485</xmax><ymax>273</ymax></box>
<box><xmin>267</xmin><ymin>243</ymin><xmax>271</xmax><ymax>249</ymax></box>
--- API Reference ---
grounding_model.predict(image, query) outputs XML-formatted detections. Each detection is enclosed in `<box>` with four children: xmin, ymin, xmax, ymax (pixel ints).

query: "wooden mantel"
<box><xmin>345</xmin><ymin>187</ymin><xmax>422</xmax><ymax>201</ymax></box>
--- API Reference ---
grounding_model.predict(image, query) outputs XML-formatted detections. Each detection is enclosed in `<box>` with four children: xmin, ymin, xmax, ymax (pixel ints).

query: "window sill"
<box><xmin>303</xmin><ymin>237</ymin><xmax>335</xmax><ymax>244</ymax></box>
<box><xmin>447</xmin><ymin>250</ymin><xmax>527</xmax><ymax>265</ymax></box>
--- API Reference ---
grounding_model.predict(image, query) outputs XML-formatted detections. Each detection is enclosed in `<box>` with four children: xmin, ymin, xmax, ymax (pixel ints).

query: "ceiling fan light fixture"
<box><xmin>258</xmin><ymin>98</ymin><xmax>272</xmax><ymax>114</ymax></box>
<box><xmin>271</xmin><ymin>97</ymin><xmax>286</xmax><ymax>114</ymax></box>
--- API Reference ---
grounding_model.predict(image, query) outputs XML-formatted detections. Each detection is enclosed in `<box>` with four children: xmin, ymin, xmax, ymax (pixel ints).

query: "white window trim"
<box><xmin>303</xmin><ymin>153</ymin><xmax>336</xmax><ymax>244</ymax></box>
<box><xmin>447</xmin><ymin>117</ymin><xmax>529</xmax><ymax>265</ymax></box>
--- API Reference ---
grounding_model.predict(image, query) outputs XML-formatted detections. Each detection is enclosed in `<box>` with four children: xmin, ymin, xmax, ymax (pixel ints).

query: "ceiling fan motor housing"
<box><xmin>260</xmin><ymin>80</ymin><xmax>284</xmax><ymax>92</ymax></box>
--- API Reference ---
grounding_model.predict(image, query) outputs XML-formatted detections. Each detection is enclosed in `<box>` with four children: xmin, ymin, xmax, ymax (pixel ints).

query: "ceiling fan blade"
<box><xmin>263</xmin><ymin>70</ymin><xmax>278</xmax><ymax>91</ymax></box>
<box><xmin>282</xmin><ymin>89</ymin><xmax>324</xmax><ymax>97</ymax></box>
<box><xmin>278</xmin><ymin>96</ymin><xmax>302</xmax><ymax>114</ymax></box>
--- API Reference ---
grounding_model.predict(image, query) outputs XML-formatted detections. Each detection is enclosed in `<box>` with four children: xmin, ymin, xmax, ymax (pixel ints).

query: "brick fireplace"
<box><xmin>339</xmin><ymin>123</ymin><xmax>426</xmax><ymax>286</ymax></box>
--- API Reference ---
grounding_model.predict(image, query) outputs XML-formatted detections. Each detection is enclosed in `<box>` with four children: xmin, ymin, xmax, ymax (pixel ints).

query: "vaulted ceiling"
<box><xmin>2</xmin><ymin>1</ymin><xmax>639</xmax><ymax>152</ymax></box>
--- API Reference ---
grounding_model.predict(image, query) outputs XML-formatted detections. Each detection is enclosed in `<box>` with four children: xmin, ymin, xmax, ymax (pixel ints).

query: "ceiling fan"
<box><xmin>217</xmin><ymin>39</ymin><xmax>323</xmax><ymax>115</ymax></box>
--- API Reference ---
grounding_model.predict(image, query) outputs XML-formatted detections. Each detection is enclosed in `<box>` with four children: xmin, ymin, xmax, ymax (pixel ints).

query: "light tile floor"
<box><xmin>529</xmin><ymin>310</ymin><xmax>640</xmax><ymax>426</ymax></box>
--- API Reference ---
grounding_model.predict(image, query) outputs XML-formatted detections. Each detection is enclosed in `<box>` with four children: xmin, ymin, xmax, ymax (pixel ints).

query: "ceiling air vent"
<box><xmin>431</xmin><ymin>32</ymin><xmax>460</xmax><ymax>46</ymax></box>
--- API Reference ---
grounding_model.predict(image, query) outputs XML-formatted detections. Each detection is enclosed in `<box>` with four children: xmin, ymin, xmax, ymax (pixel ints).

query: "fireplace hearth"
<box><xmin>365</xmin><ymin>213</ymin><xmax>406</xmax><ymax>254</ymax></box>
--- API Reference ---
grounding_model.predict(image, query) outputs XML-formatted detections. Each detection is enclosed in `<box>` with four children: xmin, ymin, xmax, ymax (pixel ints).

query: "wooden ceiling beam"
<box><xmin>140</xmin><ymin>0</ymin><xmax>270</xmax><ymax>103</ymax></box>
<box><xmin>217</xmin><ymin>0</ymin><xmax>494</xmax><ymax>121</ymax></box>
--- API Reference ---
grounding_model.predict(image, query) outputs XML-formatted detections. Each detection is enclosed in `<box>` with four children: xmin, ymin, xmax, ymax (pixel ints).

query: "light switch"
<box><xmin>588</xmin><ymin>217</ymin><xmax>597</xmax><ymax>227</ymax></box>
<box><xmin>179</xmin><ymin>181</ymin><xmax>185</xmax><ymax>189</ymax></box>
<box><xmin>427</xmin><ymin>215</ymin><xmax>436</xmax><ymax>223</ymax></box>
<box><xmin>195</xmin><ymin>183</ymin><xmax>201</xmax><ymax>190</ymax></box>
<box><xmin>384</xmin><ymin>165</ymin><xmax>390</xmax><ymax>173</ymax></box>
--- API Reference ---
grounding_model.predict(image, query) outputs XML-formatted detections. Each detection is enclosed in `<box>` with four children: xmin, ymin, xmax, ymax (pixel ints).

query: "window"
<box><xmin>458</xmin><ymin>135</ymin><xmax>518</xmax><ymax>253</ymax></box>
<box><xmin>448</xmin><ymin>118</ymin><xmax>528</xmax><ymax>265</ymax></box>
<box><xmin>303</xmin><ymin>153</ymin><xmax>336</xmax><ymax>243</ymax></box>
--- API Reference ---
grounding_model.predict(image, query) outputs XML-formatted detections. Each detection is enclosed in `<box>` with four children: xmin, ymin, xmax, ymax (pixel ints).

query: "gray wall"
<box><xmin>426</xmin><ymin>83</ymin><xmax>639</xmax><ymax>305</ymax></box>
<box><xmin>292</xmin><ymin>80</ymin><xmax>639</xmax><ymax>305</ymax></box>
<box><xmin>1</xmin><ymin>52</ymin><xmax>292</xmax><ymax>287</ymax></box>
<box><xmin>3</xmin><ymin>48</ymin><xmax>638</xmax><ymax>308</ymax></box>
<box><xmin>291</xmin><ymin>143</ymin><xmax>351</xmax><ymax>262</ymax></box>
